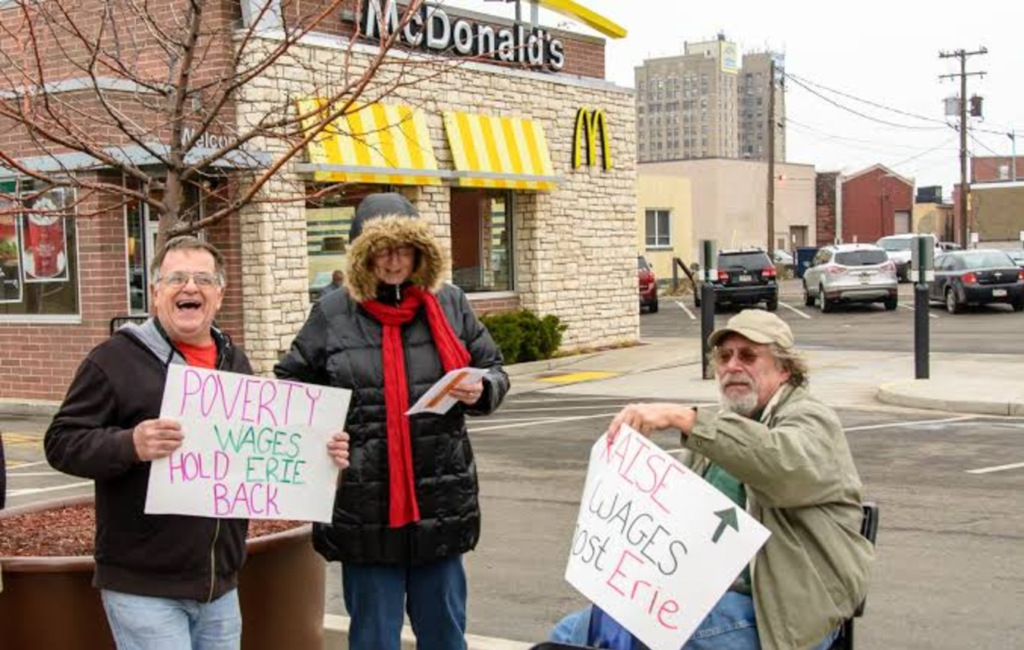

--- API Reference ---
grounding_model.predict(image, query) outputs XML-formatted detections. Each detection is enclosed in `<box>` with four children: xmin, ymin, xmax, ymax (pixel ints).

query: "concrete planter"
<box><xmin>0</xmin><ymin>495</ymin><xmax>325</xmax><ymax>650</ymax></box>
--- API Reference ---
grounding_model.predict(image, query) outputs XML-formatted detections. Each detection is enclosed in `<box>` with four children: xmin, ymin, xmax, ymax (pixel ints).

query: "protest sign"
<box><xmin>145</xmin><ymin>365</ymin><xmax>351</xmax><ymax>522</ymax></box>
<box><xmin>565</xmin><ymin>425</ymin><xmax>770</xmax><ymax>650</ymax></box>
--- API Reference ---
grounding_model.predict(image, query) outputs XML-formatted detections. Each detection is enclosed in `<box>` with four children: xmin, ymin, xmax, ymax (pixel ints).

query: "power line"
<box><xmin>787</xmin><ymin>117</ymin><xmax>955</xmax><ymax>153</ymax></box>
<box><xmin>787</xmin><ymin>72</ymin><xmax>950</xmax><ymax>126</ymax></box>
<box><xmin>786</xmin><ymin>74</ymin><xmax>950</xmax><ymax>132</ymax></box>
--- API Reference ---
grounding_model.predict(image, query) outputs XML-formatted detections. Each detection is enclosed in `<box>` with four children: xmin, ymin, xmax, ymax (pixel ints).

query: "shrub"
<box><xmin>480</xmin><ymin>310</ymin><xmax>567</xmax><ymax>364</ymax></box>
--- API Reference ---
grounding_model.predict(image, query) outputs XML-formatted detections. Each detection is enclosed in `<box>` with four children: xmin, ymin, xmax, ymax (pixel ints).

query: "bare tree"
<box><xmin>0</xmin><ymin>0</ymin><xmax>430</xmax><ymax>247</ymax></box>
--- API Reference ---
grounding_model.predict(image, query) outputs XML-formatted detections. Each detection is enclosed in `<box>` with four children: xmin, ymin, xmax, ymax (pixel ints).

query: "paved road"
<box><xmin>6</xmin><ymin>377</ymin><xmax>1024</xmax><ymax>650</ymax></box>
<box><xmin>644</xmin><ymin>282</ymin><xmax>1024</xmax><ymax>354</ymax></box>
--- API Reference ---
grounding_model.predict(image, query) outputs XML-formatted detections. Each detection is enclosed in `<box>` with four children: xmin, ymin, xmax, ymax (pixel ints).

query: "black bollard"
<box><xmin>914</xmin><ymin>282</ymin><xmax>930</xmax><ymax>379</ymax></box>
<box><xmin>701</xmin><ymin>283</ymin><xmax>716</xmax><ymax>380</ymax></box>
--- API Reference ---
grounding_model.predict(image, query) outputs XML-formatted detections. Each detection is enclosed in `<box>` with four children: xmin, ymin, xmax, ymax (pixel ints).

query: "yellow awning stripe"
<box><xmin>442</xmin><ymin>111</ymin><xmax>558</xmax><ymax>192</ymax></box>
<box><xmin>297</xmin><ymin>99</ymin><xmax>441</xmax><ymax>186</ymax></box>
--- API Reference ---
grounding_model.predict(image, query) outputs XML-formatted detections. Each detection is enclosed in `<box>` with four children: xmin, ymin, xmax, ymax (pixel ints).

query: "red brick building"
<box><xmin>838</xmin><ymin>165</ymin><xmax>914</xmax><ymax>244</ymax></box>
<box><xmin>1</xmin><ymin>0</ymin><xmax>636</xmax><ymax>402</ymax></box>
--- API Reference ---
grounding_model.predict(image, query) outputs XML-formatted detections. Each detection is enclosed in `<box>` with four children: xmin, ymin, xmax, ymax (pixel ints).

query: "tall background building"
<box><xmin>635</xmin><ymin>34</ymin><xmax>785</xmax><ymax>163</ymax></box>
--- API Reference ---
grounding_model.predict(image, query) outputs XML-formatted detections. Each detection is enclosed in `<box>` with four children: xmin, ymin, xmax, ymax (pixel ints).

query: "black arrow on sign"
<box><xmin>712</xmin><ymin>507</ymin><xmax>739</xmax><ymax>543</ymax></box>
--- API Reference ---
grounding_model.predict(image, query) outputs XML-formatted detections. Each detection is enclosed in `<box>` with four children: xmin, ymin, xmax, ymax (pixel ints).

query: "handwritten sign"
<box><xmin>145</xmin><ymin>365</ymin><xmax>351</xmax><ymax>522</ymax></box>
<box><xmin>565</xmin><ymin>426</ymin><xmax>770</xmax><ymax>650</ymax></box>
<box><xmin>405</xmin><ymin>367</ymin><xmax>488</xmax><ymax>415</ymax></box>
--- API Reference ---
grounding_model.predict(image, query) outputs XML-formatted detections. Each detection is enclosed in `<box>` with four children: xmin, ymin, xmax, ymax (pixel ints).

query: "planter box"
<box><xmin>0</xmin><ymin>495</ymin><xmax>325</xmax><ymax>650</ymax></box>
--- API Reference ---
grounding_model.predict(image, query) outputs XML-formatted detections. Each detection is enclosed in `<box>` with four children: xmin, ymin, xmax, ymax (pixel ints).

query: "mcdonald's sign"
<box><xmin>572</xmin><ymin>108</ymin><xmax>612</xmax><ymax>170</ymax></box>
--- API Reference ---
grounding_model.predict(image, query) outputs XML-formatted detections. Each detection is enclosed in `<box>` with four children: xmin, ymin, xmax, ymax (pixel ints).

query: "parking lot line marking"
<box><xmin>778</xmin><ymin>302</ymin><xmax>812</xmax><ymax>320</ymax></box>
<box><xmin>674</xmin><ymin>301</ymin><xmax>697</xmax><ymax>320</ymax></box>
<box><xmin>471</xmin><ymin>412</ymin><xmax>620</xmax><ymax>432</ymax></box>
<box><xmin>899</xmin><ymin>303</ymin><xmax>939</xmax><ymax>319</ymax></box>
<box><xmin>501</xmin><ymin>404</ymin><xmax>630</xmax><ymax>413</ymax></box>
<box><xmin>965</xmin><ymin>462</ymin><xmax>1024</xmax><ymax>475</ymax></box>
<box><xmin>6</xmin><ymin>471</ymin><xmax>62</xmax><ymax>478</ymax></box>
<box><xmin>9</xmin><ymin>481</ymin><xmax>92</xmax><ymax>497</ymax></box>
<box><xmin>5</xmin><ymin>460</ymin><xmax>48</xmax><ymax>470</ymax></box>
<box><xmin>844</xmin><ymin>415</ymin><xmax>976</xmax><ymax>432</ymax></box>
<box><xmin>537</xmin><ymin>371</ymin><xmax>619</xmax><ymax>384</ymax></box>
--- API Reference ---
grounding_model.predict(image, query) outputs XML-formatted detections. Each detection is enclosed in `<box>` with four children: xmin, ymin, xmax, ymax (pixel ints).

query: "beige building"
<box><xmin>638</xmin><ymin>159</ymin><xmax>815</xmax><ymax>272</ymax></box>
<box><xmin>913</xmin><ymin>202</ymin><xmax>955</xmax><ymax>241</ymax></box>
<box><xmin>635</xmin><ymin>36</ymin><xmax>784</xmax><ymax>163</ymax></box>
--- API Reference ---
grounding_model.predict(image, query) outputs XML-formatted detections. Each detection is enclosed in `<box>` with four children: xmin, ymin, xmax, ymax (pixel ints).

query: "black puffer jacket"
<box><xmin>275</xmin><ymin>212</ymin><xmax>509</xmax><ymax>566</ymax></box>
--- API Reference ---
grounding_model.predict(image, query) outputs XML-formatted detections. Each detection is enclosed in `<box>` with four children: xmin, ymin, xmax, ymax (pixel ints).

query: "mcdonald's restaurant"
<box><xmin>234</xmin><ymin>7</ymin><xmax>639</xmax><ymax>376</ymax></box>
<box><xmin>0</xmin><ymin>4</ymin><xmax>637</xmax><ymax>400</ymax></box>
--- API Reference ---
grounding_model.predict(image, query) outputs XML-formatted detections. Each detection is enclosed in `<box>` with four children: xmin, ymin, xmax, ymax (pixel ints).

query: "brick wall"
<box><xmin>0</xmin><ymin>180</ymin><xmax>245</xmax><ymax>401</ymax></box>
<box><xmin>285</xmin><ymin>0</ymin><xmax>606</xmax><ymax>79</ymax></box>
<box><xmin>816</xmin><ymin>172</ymin><xmax>838</xmax><ymax>246</ymax></box>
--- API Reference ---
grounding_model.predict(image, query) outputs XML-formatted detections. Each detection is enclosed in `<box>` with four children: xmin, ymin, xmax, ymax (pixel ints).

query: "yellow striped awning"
<box><xmin>297</xmin><ymin>99</ymin><xmax>442</xmax><ymax>186</ymax></box>
<box><xmin>442</xmin><ymin>111</ymin><xmax>559</xmax><ymax>191</ymax></box>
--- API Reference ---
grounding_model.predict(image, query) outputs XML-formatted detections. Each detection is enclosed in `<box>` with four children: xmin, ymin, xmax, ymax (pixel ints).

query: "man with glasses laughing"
<box><xmin>45</xmin><ymin>236</ymin><xmax>350</xmax><ymax>650</ymax></box>
<box><xmin>552</xmin><ymin>309</ymin><xmax>874</xmax><ymax>650</ymax></box>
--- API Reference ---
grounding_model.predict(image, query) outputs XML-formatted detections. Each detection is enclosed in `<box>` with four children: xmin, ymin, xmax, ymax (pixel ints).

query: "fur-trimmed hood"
<box><xmin>345</xmin><ymin>215</ymin><xmax>445</xmax><ymax>302</ymax></box>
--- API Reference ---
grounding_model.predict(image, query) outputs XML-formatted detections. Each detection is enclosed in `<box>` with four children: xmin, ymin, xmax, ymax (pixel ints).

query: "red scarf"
<box><xmin>360</xmin><ymin>286</ymin><xmax>471</xmax><ymax>528</ymax></box>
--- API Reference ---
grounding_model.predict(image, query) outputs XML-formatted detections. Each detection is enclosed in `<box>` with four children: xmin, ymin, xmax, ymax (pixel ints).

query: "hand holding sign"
<box><xmin>133</xmin><ymin>418</ymin><xmax>184</xmax><ymax>461</ymax></box>
<box><xmin>327</xmin><ymin>431</ymin><xmax>350</xmax><ymax>469</ymax></box>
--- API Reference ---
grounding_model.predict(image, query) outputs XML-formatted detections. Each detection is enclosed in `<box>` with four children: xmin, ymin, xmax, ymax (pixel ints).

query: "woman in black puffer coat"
<box><xmin>275</xmin><ymin>193</ymin><xmax>509</xmax><ymax>650</ymax></box>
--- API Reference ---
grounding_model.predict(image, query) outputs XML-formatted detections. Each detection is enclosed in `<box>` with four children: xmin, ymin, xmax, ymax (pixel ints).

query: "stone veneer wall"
<box><xmin>238</xmin><ymin>38</ymin><xmax>637</xmax><ymax>374</ymax></box>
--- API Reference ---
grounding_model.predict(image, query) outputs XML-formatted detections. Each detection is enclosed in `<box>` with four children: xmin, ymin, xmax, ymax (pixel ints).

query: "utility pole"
<box><xmin>1010</xmin><ymin>130</ymin><xmax>1017</xmax><ymax>182</ymax></box>
<box><xmin>766</xmin><ymin>58</ymin><xmax>776</xmax><ymax>258</ymax></box>
<box><xmin>939</xmin><ymin>47</ymin><xmax>987</xmax><ymax>248</ymax></box>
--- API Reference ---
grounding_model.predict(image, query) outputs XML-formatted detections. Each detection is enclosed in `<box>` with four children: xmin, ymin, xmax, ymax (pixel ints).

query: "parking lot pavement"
<box><xmin>454</xmin><ymin>395</ymin><xmax>1024</xmax><ymax>649</ymax></box>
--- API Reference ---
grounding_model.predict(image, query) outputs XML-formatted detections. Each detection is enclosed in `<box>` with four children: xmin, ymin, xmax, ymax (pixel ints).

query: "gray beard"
<box><xmin>719</xmin><ymin>388</ymin><xmax>759</xmax><ymax>417</ymax></box>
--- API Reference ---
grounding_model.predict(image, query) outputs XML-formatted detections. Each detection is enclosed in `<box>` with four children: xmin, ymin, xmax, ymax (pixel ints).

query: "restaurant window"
<box><xmin>122</xmin><ymin>181</ymin><xmax>207</xmax><ymax>315</ymax></box>
<box><xmin>645</xmin><ymin>209</ymin><xmax>671</xmax><ymax>248</ymax></box>
<box><xmin>450</xmin><ymin>189</ymin><xmax>512</xmax><ymax>293</ymax></box>
<box><xmin>305</xmin><ymin>184</ymin><xmax>386</xmax><ymax>299</ymax></box>
<box><xmin>0</xmin><ymin>183</ymin><xmax>80</xmax><ymax>317</ymax></box>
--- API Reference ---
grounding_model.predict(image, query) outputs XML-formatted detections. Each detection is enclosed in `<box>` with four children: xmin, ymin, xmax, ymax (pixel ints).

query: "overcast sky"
<box><xmin>443</xmin><ymin>1</ymin><xmax>1023</xmax><ymax>195</ymax></box>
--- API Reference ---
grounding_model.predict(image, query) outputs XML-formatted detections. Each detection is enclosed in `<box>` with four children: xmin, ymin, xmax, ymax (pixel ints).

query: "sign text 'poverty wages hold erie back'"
<box><xmin>146</xmin><ymin>366</ymin><xmax>351</xmax><ymax>523</ymax></box>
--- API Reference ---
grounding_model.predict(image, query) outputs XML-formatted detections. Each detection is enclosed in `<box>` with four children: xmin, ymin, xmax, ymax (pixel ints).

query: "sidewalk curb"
<box><xmin>323</xmin><ymin>615</ymin><xmax>532</xmax><ymax>650</ymax></box>
<box><xmin>876</xmin><ymin>381</ymin><xmax>1024</xmax><ymax>416</ymax></box>
<box><xmin>0</xmin><ymin>398</ymin><xmax>60</xmax><ymax>417</ymax></box>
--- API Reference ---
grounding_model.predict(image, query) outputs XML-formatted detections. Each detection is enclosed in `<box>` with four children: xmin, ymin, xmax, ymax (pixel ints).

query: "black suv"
<box><xmin>694</xmin><ymin>249</ymin><xmax>778</xmax><ymax>311</ymax></box>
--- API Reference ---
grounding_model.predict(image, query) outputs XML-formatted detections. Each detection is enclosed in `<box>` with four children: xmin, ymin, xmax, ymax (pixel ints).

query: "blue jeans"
<box><xmin>342</xmin><ymin>555</ymin><xmax>467</xmax><ymax>650</ymax></box>
<box><xmin>551</xmin><ymin>592</ymin><xmax>840</xmax><ymax>650</ymax></box>
<box><xmin>101</xmin><ymin>589</ymin><xmax>241</xmax><ymax>650</ymax></box>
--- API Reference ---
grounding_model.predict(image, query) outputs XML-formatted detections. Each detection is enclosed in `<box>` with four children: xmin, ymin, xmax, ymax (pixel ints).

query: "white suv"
<box><xmin>803</xmin><ymin>244</ymin><xmax>899</xmax><ymax>312</ymax></box>
<box><xmin>876</xmin><ymin>234</ymin><xmax>941</xmax><ymax>282</ymax></box>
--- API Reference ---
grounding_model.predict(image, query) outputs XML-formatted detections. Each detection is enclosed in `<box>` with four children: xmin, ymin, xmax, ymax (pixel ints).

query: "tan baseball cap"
<box><xmin>708</xmin><ymin>309</ymin><xmax>795</xmax><ymax>349</ymax></box>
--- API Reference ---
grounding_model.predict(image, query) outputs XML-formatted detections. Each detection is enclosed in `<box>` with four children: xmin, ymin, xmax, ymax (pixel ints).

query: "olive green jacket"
<box><xmin>685</xmin><ymin>384</ymin><xmax>874</xmax><ymax>650</ymax></box>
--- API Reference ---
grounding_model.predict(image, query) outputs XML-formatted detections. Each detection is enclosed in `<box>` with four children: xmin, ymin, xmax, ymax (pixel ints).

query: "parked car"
<box><xmin>308</xmin><ymin>271</ymin><xmax>333</xmax><ymax>302</ymax></box>
<box><xmin>1005</xmin><ymin>249</ymin><xmax>1024</xmax><ymax>269</ymax></box>
<box><xmin>802</xmin><ymin>243</ymin><xmax>898</xmax><ymax>313</ymax></box>
<box><xmin>929</xmin><ymin>249</ymin><xmax>1024</xmax><ymax>313</ymax></box>
<box><xmin>694</xmin><ymin>248</ymin><xmax>778</xmax><ymax>311</ymax></box>
<box><xmin>638</xmin><ymin>255</ymin><xmax>659</xmax><ymax>313</ymax></box>
<box><xmin>939</xmin><ymin>241</ymin><xmax>962</xmax><ymax>252</ymax></box>
<box><xmin>876</xmin><ymin>234</ymin><xmax>941</xmax><ymax>282</ymax></box>
<box><xmin>773</xmin><ymin>249</ymin><xmax>794</xmax><ymax>265</ymax></box>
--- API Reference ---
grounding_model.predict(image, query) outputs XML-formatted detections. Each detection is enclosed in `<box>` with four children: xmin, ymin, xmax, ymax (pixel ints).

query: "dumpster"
<box><xmin>795</xmin><ymin>246</ymin><xmax>819</xmax><ymax>279</ymax></box>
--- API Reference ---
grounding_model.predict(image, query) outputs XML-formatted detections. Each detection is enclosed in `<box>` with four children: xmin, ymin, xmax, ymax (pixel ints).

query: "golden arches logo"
<box><xmin>534</xmin><ymin>0</ymin><xmax>627</xmax><ymax>39</ymax></box>
<box><xmin>573</xmin><ymin>108</ymin><xmax>611</xmax><ymax>170</ymax></box>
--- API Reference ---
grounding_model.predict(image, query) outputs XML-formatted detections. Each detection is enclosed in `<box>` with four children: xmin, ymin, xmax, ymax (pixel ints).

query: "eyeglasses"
<box><xmin>374</xmin><ymin>246</ymin><xmax>415</xmax><ymax>261</ymax></box>
<box><xmin>158</xmin><ymin>271</ymin><xmax>222</xmax><ymax>288</ymax></box>
<box><xmin>713</xmin><ymin>346</ymin><xmax>766</xmax><ymax>366</ymax></box>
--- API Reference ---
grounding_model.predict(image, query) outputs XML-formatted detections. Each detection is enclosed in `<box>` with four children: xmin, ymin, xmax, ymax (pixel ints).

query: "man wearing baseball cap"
<box><xmin>551</xmin><ymin>309</ymin><xmax>874</xmax><ymax>650</ymax></box>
